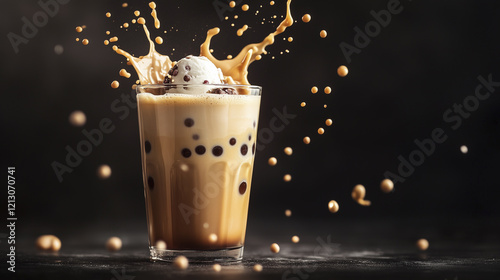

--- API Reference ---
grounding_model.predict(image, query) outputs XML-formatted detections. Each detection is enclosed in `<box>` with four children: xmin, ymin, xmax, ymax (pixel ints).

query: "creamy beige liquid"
<box><xmin>138</xmin><ymin>92</ymin><xmax>261</xmax><ymax>250</ymax></box>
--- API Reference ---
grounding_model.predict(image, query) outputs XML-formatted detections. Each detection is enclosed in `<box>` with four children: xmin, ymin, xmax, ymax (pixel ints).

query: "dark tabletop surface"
<box><xmin>5</xmin><ymin>218</ymin><xmax>500</xmax><ymax>280</ymax></box>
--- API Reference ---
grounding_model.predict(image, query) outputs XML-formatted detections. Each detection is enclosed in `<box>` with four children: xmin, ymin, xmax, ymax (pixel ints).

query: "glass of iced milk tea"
<box><xmin>136</xmin><ymin>83</ymin><xmax>261</xmax><ymax>262</ymax></box>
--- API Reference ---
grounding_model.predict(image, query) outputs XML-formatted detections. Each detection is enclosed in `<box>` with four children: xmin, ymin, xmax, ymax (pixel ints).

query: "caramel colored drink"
<box><xmin>137</xmin><ymin>84</ymin><xmax>261</xmax><ymax>262</ymax></box>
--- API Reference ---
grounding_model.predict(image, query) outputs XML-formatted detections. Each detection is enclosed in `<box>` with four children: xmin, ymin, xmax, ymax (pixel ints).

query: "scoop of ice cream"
<box><xmin>164</xmin><ymin>55</ymin><xmax>224</xmax><ymax>85</ymax></box>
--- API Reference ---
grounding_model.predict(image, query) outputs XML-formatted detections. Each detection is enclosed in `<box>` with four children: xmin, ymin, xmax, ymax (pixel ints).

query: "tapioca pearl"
<box><xmin>253</xmin><ymin>121</ymin><xmax>256</xmax><ymax>128</ymax></box>
<box><xmin>248</xmin><ymin>134</ymin><xmax>252</xmax><ymax>141</ymax></box>
<box><xmin>184</xmin><ymin>75</ymin><xmax>191</xmax><ymax>82</ymax></box>
<box><xmin>212</xmin><ymin>146</ymin><xmax>223</xmax><ymax>156</ymax></box>
<box><xmin>148</xmin><ymin>176</ymin><xmax>155</xmax><ymax>190</ymax></box>
<box><xmin>145</xmin><ymin>141</ymin><xmax>151</xmax><ymax>153</ymax></box>
<box><xmin>195</xmin><ymin>145</ymin><xmax>206</xmax><ymax>155</ymax></box>
<box><xmin>270</xmin><ymin>243</ymin><xmax>280</xmax><ymax>253</ymax></box>
<box><xmin>229</xmin><ymin>138</ymin><xmax>237</xmax><ymax>146</ymax></box>
<box><xmin>193</xmin><ymin>134</ymin><xmax>200</xmax><ymax>140</ymax></box>
<box><xmin>240</xmin><ymin>144</ymin><xmax>248</xmax><ymax>156</ymax></box>
<box><xmin>185</xmin><ymin>65</ymin><xmax>191</xmax><ymax>71</ymax></box>
<box><xmin>283</xmin><ymin>174</ymin><xmax>292</xmax><ymax>182</ymax></box>
<box><xmin>268</xmin><ymin>157</ymin><xmax>277</xmax><ymax>166</ymax></box>
<box><xmin>184</xmin><ymin>118</ymin><xmax>194</xmax><ymax>127</ymax></box>
<box><xmin>239</xmin><ymin>181</ymin><xmax>247</xmax><ymax>195</ymax></box>
<box><xmin>181</xmin><ymin>148</ymin><xmax>192</xmax><ymax>158</ymax></box>
<box><xmin>252</xmin><ymin>143</ymin><xmax>256</xmax><ymax>155</ymax></box>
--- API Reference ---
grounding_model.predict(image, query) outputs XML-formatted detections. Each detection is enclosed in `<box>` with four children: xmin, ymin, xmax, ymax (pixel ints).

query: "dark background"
<box><xmin>1</xmin><ymin>0</ymin><xmax>499</xmax><ymax>251</ymax></box>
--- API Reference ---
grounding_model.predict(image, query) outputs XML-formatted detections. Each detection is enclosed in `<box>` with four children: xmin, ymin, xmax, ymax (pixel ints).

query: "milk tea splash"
<box><xmin>114</xmin><ymin>0</ymin><xmax>293</xmax><ymax>87</ymax></box>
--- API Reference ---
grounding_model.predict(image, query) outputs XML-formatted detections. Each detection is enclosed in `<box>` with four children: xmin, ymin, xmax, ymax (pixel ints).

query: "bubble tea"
<box><xmin>137</xmin><ymin>80</ymin><xmax>261</xmax><ymax>262</ymax></box>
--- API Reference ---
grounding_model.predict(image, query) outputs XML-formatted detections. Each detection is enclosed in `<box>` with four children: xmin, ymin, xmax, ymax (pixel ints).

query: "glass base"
<box><xmin>149</xmin><ymin>246</ymin><xmax>243</xmax><ymax>263</ymax></box>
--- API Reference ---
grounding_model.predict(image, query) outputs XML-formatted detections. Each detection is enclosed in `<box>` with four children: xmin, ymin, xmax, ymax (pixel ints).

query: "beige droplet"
<box><xmin>106</xmin><ymin>237</ymin><xmax>122</xmax><ymax>251</ymax></box>
<box><xmin>242</xmin><ymin>4</ymin><xmax>249</xmax><ymax>11</ymax></box>
<box><xmin>106</xmin><ymin>12</ymin><xmax>111</xmax><ymax>18</ymax></box>
<box><xmin>291</xmin><ymin>236</ymin><xmax>300</xmax><ymax>243</ymax></box>
<box><xmin>256</xmin><ymin>55</ymin><xmax>262</xmax><ymax>60</ymax></box>
<box><xmin>155</xmin><ymin>36</ymin><xmax>163</xmax><ymax>44</ymax></box>
<box><xmin>229</xmin><ymin>1</ymin><xmax>236</xmax><ymax>8</ymax></box>
<box><xmin>270</xmin><ymin>243</ymin><xmax>280</xmax><ymax>253</ymax></box>
<box><xmin>270</xmin><ymin>1</ymin><xmax>275</xmax><ymax>5</ymax></box>
<box><xmin>337</xmin><ymin>65</ymin><xmax>349</xmax><ymax>77</ymax></box>
<box><xmin>380</xmin><ymin>179</ymin><xmax>394</xmax><ymax>193</ymax></box>
<box><xmin>209</xmin><ymin>49</ymin><xmax>214</xmax><ymax>53</ymax></box>
<box><xmin>155</xmin><ymin>240</ymin><xmax>167</xmax><ymax>250</ymax></box>
<box><xmin>311</xmin><ymin>86</ymin><xmax>318</xmax><ymax>94</ymax></box>
<box><xmin>302</xmin><ymin>14</ymin><xmax>311</xmax><ymax>23</ymax></box>
<box><xmin>284</xmin><ymin>147</ymin><xmax>293</xmax><ymax>156</ymax></box>
<box><xmin>460</xmin><ymin>145</ymin><xmax>468</xmax><ymax>154</ymax></box>
<box><xmin>137</xmin><ymin>17</ymin><xmax>146</xmax><ymax>25</ymax></box>
<box><xmin>287</xmin><ymin>37</ymin><xmax>293</xmax><ymax>42</ymax></box>
<box><xmin>324</xmin><ymin>86</ymin><xmax>332</xmax><ymax>94</ymax></box>
<box><xmin>303</xmin><ymin>136</ymin><xmax>311</xmax><ymax>144</ymax></box>
<box><xmin>325</xmin><ymin>119</ymin><xmax>333</xmax><ymax>126</ymax></box>
<box><xmin>149</xmin><ymin>1</ymin><xmax>156</xmax><ymax>9</ymax></box>
<box><xmin>110</xmin><ymin>36</ymin><xmax>118</xmax><ymax>43</ymax></box>
<box><xmin>69</xmin><ymin>110</ymin><xmax>86</xmax><ymax>127</ymax></box>
<box><xmin>328</xmin><ymin>200</ymin><xmax>339</xmax><ymax>213</ymax></box>
<box><xmin>318</xmin><ymin>128</ymin><xmax>325</xmax><ymax>135</ymax></box>
<box><xmin>106</xmin><ymin>31</ymin><xmax>110</xmax><ymax>35</ymax></box>
<box><xmin>213</xmin><ymin>264</ymin><xmax>222</xmax><ymax>272</ymax></box>
<box><xmin>300</xmin><ymin>102</ymin><xmax>306</xmax><ymax>107</ymax></box>
<box><xmin>352</xmin><ymin>184</ymin><xmax>371</xmax><ymax>206</ymax></box>
<box><xmin>208</xmin><ymin>233</ymin><xmax>218</xmax><ymax>243</ymax></box>
<box><xmin>82</xmin><ymin>39</ymin><xmax>89</xmax><ymax>45</ymax></box>
<box><xmin>253</xmin><ymin>264</ymin><xmax>263</xmax><ymax>272</ymax></box>
<box><xmin>131</xmin><ymin>19</ymin><xmax>136</xmax><ymax>24</ymax></box>
<box><xmin>119</xmin><ymin>69</ymin><xmax>131</xmax><ymax>78</ymax></box>
<box><xmin>75</xmin><ymin>26</ymin><xmax>83</xmax><ymax>32</ymax></box>
<box><xmin>97</xmin><ymin>164</ymin><xmax>112</xmax><ymax>179</ymax></box>
<box><xmin>234</xmin><ymin>15</ymin><xmax>239</xmax><ymax>19</ymax></box>
<box><xmin>416</xmin><ymin>239</ymin><xmax>429</xmax><ymax>251</ymax></box>
<box><xmin>112</xmin><ymin>45</ymin><xmax>118</xmax><ymax>51</ymax></box>
<box><xmin>173</xmin><ymin>256</ymin><xmax>189</xmax><ymax>269</ymax></box>
<box><xmin>320</xmin><ymin>30</ymin><xmax>327</xmax><ymax>38</ymax></box>
<box><xmin>285</xmin><ymin>209</ymin><xmax>292</xmax><ymax>217</ymax></box>
<box><xmin>227</xmin><ymin>55</ymin><xmax>233</xmax><ymax>59</ymax></box>
<box><xmin>237</xmin><ymin>24</ymin><xmax>249</xmax><ymax>36</ymax></box>
<box><xmin>36</xmin><ymin>235</ymin><xmax>61</xmax><ymax>252</ymax></box>
<box><xmin>104</xmin><ymin>40</ymin><xmax>109</xmax><ymax>45</ymax></box>
<box><xmin>123</xmin><ymin>22</ymin><xmax>129</xmax><ymax>28</ymax></box>
<box><xmin>134</xmin><ymin>10</ymin><xmax>140</xmax><ymax>17</ymax></box>
<box><xmin>75</xmin><ymin>38</ymin><xmax>80</xmax><ymax>42</ymax></box>
<box><xmin>324</xmin><ymin>104</ymin><xmax>328</xmax><ymax>108</ymax></box>
<box><xmin>283</xmin><ymin>174</ymin><xmax>292</xmax><ymax>182</ymax></box>
<box><xmin>111</xmin><ymin>80</ymin><xmax>120</xmax><ymax>89</ymax></box>
<box><xmin>122</xmin><ymin>3</ymin><xmax>128</xmax><ymax>8</ymax></box>
<box><xmin>268</xmin><ymin>157</ymin><xmax>277</xmax><ymax>166</ymax></box>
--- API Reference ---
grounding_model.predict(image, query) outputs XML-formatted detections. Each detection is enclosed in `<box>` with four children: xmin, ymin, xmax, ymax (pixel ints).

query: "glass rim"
<box><xmin>137</xmin><ymin>84</ymin><xmax>262</xmax><ymax>90</ymax></box>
